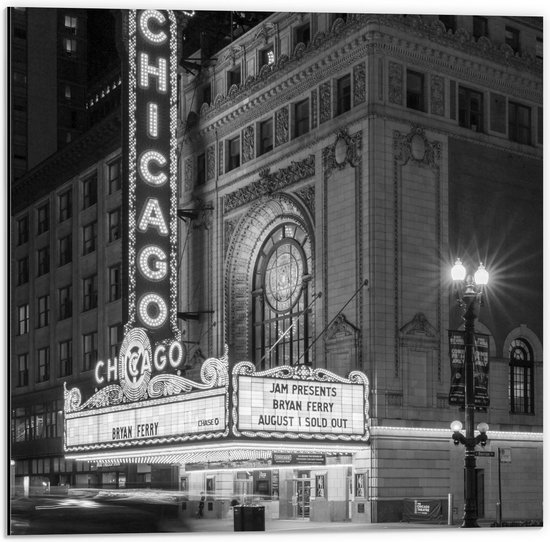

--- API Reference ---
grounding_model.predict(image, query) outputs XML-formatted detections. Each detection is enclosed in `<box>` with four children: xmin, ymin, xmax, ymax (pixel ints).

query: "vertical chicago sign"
<box><xmin>125</xmin><ymin>9</ymin><xmax>180</xmax><ymax>344</ymax></box>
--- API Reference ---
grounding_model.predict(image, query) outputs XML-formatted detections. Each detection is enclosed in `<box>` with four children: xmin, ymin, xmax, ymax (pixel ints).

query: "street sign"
<box><xmin>475</xmin><ymin>451</ymin><xmax>495</xmax><ymax>457</ymax></box>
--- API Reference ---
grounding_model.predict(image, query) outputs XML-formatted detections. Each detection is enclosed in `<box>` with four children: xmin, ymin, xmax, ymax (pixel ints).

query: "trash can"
<box><xmin>233</xmin><ymin>506</ymin><xmax>244</xmax><ymax>531</ymax></box>
<box><xmin>243</xmin><ymin>506</ymin><xmax>265</xmax><ymax>531</ymax></box>
<box><xmin>233</xmin><ymin>506</ymin><xmax>265</xmax><ymax>531</ymax></box>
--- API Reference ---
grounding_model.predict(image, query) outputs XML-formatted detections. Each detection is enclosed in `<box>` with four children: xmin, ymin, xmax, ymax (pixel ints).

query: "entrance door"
<box><xmin>476</xmin><ymin>469</ymin><xmax>485</xmax><ymax>518</ymax></box>
<box><xmin>295</xmin><ymin>479</ymin><xmax>311</xmax><ymax>518</ymax></box>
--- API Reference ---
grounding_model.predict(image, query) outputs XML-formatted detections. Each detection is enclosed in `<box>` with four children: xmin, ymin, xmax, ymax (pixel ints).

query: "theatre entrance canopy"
<box><xmin>63</xmin><ymin>337</ymin><xmax>370</xmax><ymax>466</ymax></box>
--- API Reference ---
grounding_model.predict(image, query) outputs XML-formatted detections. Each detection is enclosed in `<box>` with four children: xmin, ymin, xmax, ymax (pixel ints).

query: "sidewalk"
<box><xmin>163</xmin><ymin>516</ymin><xmax>457</xmax><ymax>534</ymax></box>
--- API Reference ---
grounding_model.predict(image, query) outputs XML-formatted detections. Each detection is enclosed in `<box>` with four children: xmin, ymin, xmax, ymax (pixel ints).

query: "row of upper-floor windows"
<box><xmin>405</xmin><ymin>68</ymin><xmax>541</xmax><ymax>146</ymax></box>
<box><xmin>16</xmin><ymin>267</ymin><xmax>121</xmax><ymax>335</ymax></box>
<box><xmin>15</xmin><ymin>324</ymin><xmax>123</xmax><ymax>388</ymax></box>
<box><xmin>437</xmin><ymin>15</ymin><xmax>542</xmax><ymax>59</ymax></box>
<box><xmin>196</xmin><ymin>14</ymin><xmax>348</xmax><ymax>109</ymax></box>
<box><xmin>15</xmin><ymin>209</ymin><xmax>121</xmax><ymax>284</ymax></box>
<box><xmin>14</xmin><ymin>158</ymin><xmax>121</xmax><ymax>246</ymax></box>
<box><xmin>196</xmin><ymin>72</ymin><xmax>353</xmax><ymax>183</ymax></box>
<box><xmin>195</xmin><ymin>14</ymin><xmax>541</xmax><ymax>112</ymax></box>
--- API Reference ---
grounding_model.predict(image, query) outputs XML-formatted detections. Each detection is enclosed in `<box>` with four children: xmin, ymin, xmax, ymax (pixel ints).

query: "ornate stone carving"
<box><xmin>206</xmin><ymin>145</ymin><xmax>215</xmax><ymax>181</ymax></box>
<box><xmin>224</xmin><ymin>218</ymin><xmax>238</xmax><ymax>255</ymax></box>
<box><xmin>430</xmin><ymin>74</ymin><xmax>445</xmax><ymax>116</ymax></box>
<box><xmin>218</xmin><ymin>140</ymin><xmax>224</xmax><ymax>177</ymax></box>
<box><xmin>223</xmin><ymin>154</ymin><xmax>315</xmax><ymax>213</ymax></box>
<box><xmin>275</xmin><ymin>106</ymin><xmax>289</xmax><ymax>147</ymax></box>
<box><xmin>241</xmin><ymin>125</ymin><xmax>255</xmax><ymax>164</ymax></box>
<box><xmin>393</xmin><ymin>125</ymin><xmax>440</xmax><ymax>168</ymax></box>
<box><xmin>353</xmin><ymin>61</ymin><xmax>366</xmax><ymax>106</ymax></box>
<box><xmin>311</xmin><ymin>88</ymin><xmax>318</xmax><ymax>129</ymax></box>
<box><xmin>388</xmin><ymin>61</ymin><xmax>403</xmax><ymax>105</ymax></box>
<box><xmin>323</xmin><ymin>129</ymin><xmax>362</xmax><ymax>176</ymax></box>
<box><xmin>400</xmin><ymin>312</ymin><xmax>438</xmax><ymax>337</ymax></box>
<box><xmin>326</xmin><ymin>314</ymin><xmax>359</xmax><ymax>341</ymax></box>
<box><xmin>319</xmin><ymin>81</ymin><xmax>332</xmax><ymax>124</ymax></box>
<box><xmin>295</xmin><ymin>185</ymin><xmax>315</xmax><ymax>218</ymax></box>
<box><xmin>184</xmin><ymin>156</ymin><xmax>194</xmax><ymax>191</ymax></box>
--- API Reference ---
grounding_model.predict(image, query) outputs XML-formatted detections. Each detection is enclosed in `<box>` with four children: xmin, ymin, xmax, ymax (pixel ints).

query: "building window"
<box><xmin>201</xmin><ymin>84</ymin><xmax>211</xmax><ymax>107</ymax></box>
<box><xmin>59</xmin><ymin>339</ymin><xmax>73</xmax><ymax>377</ymax></box>
<box><xmin>17</xmin><ymin>215</ymin><xmax>29</xmax><ymax>245</ymax></box>
<box><xmin>260</xmin><ymin>46</ymin><xmax>275</xmax><ymax>69</ymax></box>
<box><xmin>252</xmin><ymin>223</ymin><xmax>312</xmax><ymax>368</ymax></box>
<box><xmin>109</xmin><ymin>324</ymin><xmax>124</xmax><ymax>359</ymax></box>
<box><xmin>58</xmin><ymin>285</ymin><xmax>72</xmax><ymax>320</ymax></box>
<box><xmin>83</xmin><ymin>331</ymin><xmax>98</xmax><ymax>370</ymax></box>
<box><xmin>336</xmin><ymin>74</ymin><xmax>351</xmax><ymax>116</ymax></box>
<box><xmin>295</xmin><ymin>23</ymin><xmax>311</xmax><ymax>47</ymax></box>
<box><xmin>259</xmin><ymin>118</ymin><xmax>274</xmax><ymax>155</ymax></box>
<box><xmin>438</xmin><ymin>15</ymin><xmax>457</xmax><ymax>33</ymax></box>
<box><xmin>509</xmin><ymin>101</ymin><xmax>531</xmax><ymax>145</ymax></box>
<box><xmin>82</xmin><ymin>174</ymin><xmax>98</xmax><ymax>209</ymax></box>
<box><xmin>82</xmin><ymin>221</ymin><xmax>97</xmax><ymax>255</ymax></box>
<box><xmin>472</xmin><ymin>16</ymin><xmax>489</xmax><ymax>40</ymax></box>
<box><xmin>64</xmin><ymin>15</ymin><xmax>78</xmax><ymax>33</ymax></box>
<box><xmin>197</xmin><ymin>153</ymin><xmax>206</xmax><ymax>185</ymax></box>
<box><xmin>82</xmin><ymin>275</ymin><xmax>98</xmax><ymax>311</ymax></box>
<box><xmin>17</xmin><ymin>257</ymin><xmax>29</xmax><ymax>286</ymax></box>
<box><xmin>37</xmin><ymin>203</ymin><xmax>49</xmax><ymax>234</ymax></box>
<box><xmin>509</xmin><ymin>338</ymin><xmax>534</xmax><ymax>414</ymax></box>
<box><xmin>17</xmin><ymin>353</ymin><xmax>29</xmax><ymax>387</ymax></box>
<box><xmin>458</xmin><ymin>86</ymin><xmax>484</xmax><ymax>132</ymax></box>
<box><xmin>108</xmin><ymin>208</ymin><xmax>121</xmax><ymax>242</ymax></box>
<box><xmin>227</xmin><ymin>65</ymin><xmax>241</xmax><ymax>90</ymax></box>
<box><xmin>37</xmin><ymin>295</ymin><xmax>50</xmax><ymax>328</ymax></box>
<box><xmin>226</xmin><ymin>136</ymin><xmax>240</xmax><ymax>172</ymax></box>
<box><xmin>64</xmin><ymin>37</ymin><xmax>77</xmax><ymax>55</ymax></box>
<box><xmin>37</xmin><ymin>347</ymin><xmax>50</xmax><ymax>382</ymax></box>
<box><xmin>109</xmin><ymin>264</ymin><xmax>122</xmax><ymax>302</ymax></box>
<box><xmin>58</xmin><ymin>234</ymin><xmax>72</xmax><ymax>266</ymax></box>
<box><xmin>505</xmin><ymin>26</ymin><xmax>520</xmax><ymax>54</ymax></box>
<box><xmin>108</xmin><ymin>159</ymin><xmax>121</xmax><ymax>193</ymax></box>
<box><xmin>65</xmin><ymin>85</ymin><xmax>72</xmax><ymax>100</ymax></box>
<box><xmin>293</xmin><ymin>98</ymin><xmax>309</xmax><ymax>138</ymax></box>
<box><xmin>17</xmin><ymin>304</ymin><xmax>30</xmax><ymax>335</ymax></box>
<box><xmin>406</xmin><ymin>70</ymin><xmax>425</xmax><ymax>112</ymax></box>
<box><xmin>37</xmin><ymin>246</ymin><xmax>50</xmax><ymax>276</ymax></box>
<box><xmin>58</xmin><ymin>189</ymin><xmax>72</xmax><ymax>222</ymax></box>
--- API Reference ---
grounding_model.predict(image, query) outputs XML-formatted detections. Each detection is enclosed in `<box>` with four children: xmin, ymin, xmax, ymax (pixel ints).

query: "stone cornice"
<box><xmin>12</xmin><ymin>110</ymin><xmax>122</xmax><ymax>213</ymax></box>
<box><xmin>181</xmin><ymin>13</ymin><xmax>542</xmax><ymax>149</ymax></box>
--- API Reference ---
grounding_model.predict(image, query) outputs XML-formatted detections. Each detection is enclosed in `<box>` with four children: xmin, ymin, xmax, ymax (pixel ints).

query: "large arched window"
<box><xmin>252</xmin><ymin>222</ymin><xmax>312</xmax><ymax>368</ymax></box>
<box><xmin>509</xmin><ymin>338</ymin><xmax>534</xmax><ymax>414</ymax></box>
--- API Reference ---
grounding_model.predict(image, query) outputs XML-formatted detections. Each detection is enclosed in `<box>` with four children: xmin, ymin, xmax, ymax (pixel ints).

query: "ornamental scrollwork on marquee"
<box><xmin>231</xmin><ymin>361</ymin><xmax>370</xmax><ymax>442</ymax></box>
<box><xmin>64</xmin><ymin>337</ymin><xmax>229</xmax><ymax>414</ymax></box>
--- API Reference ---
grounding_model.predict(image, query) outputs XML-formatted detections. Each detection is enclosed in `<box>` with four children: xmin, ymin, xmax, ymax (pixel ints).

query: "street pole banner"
<box><xmin>448</xmin><ymin>330</ymin><xmax>490</xmax><ymax>407</ymax></box>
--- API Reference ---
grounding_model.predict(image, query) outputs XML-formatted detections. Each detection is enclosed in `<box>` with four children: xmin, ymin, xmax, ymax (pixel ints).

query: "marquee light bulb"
<box><xmin>139</xmin><ymin>10</ymin><xmax>168</xmax><ymax>44</ymax></box>
<box><xmin>139</xmin><ymin>53</ymin><xmax>167</xmax><ymax>92</ymax></box>
<box><xmin>138</xmin><ymin>198</ymin><xmax>169</xmax><ymax>235</ymax></box>
<box><xmin>147</xmin><ymin>103</ymin><xmax>159</xmax><ymax>138</ymax></box>
<box><xmin>138</xmin><ymin>245</ymin><xmax>168</xmax><ymax>280</ymax></box>
<box><xmin>139</xmin><ymin>150</ymin><xmax>168</xmax><ymax>186</ymax></box>
<box><xmin>138</xmin><ymin>293</ymin><xmax>168</xmax><ymax>328</ymax></box>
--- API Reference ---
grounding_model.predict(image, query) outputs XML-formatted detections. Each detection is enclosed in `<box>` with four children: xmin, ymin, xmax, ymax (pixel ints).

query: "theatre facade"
<box><xmin>11</xmin><ymin>9</ymin><xmax>542</xmax><ymax>524</ymax></box>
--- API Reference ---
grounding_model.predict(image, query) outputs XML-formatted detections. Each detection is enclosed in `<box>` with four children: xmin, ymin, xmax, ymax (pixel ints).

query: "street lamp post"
<box><xmin>450</xmin><ymin>259</ymin><xmax>489</xmax><ymax>528</ymax></box>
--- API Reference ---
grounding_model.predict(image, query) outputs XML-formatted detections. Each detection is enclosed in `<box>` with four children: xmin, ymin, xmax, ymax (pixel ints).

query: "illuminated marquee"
<box><xmin>125</xmin><ymin>9</ymin><xmax>179</xmax><ymax>342</ymax></box>
<box><xmin>232</xmin><ymin>363</ymin><xmax>370</xmax><ymax>441</ymax></box>
<box><xmin>64</xmin><ymin>347</ymin><xmax>229</xmax><ymax>452</ymax></box>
